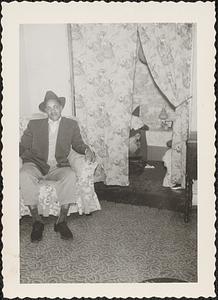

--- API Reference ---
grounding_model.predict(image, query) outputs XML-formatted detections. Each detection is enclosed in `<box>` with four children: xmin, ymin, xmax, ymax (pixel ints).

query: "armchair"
<box><xmin>19</xmin><ymin>114</ymin><xmax>101</xmax><ymax>218</ymax></box>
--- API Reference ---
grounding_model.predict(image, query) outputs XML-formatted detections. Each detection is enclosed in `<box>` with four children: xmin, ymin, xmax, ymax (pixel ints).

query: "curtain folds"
<box><xmin>70</xmin><ymin>23</ymin><xmax>193</xmax><ymax>187</ymax></box>
<box><xmin>71</xmin><ymin>24</ymin><xmax>138</xmax><ymax>185</ymax></box>
<box><xmin>138</xmin><ymin>23</ymin><xmax>193</xmax><ymax>187</ymax></box>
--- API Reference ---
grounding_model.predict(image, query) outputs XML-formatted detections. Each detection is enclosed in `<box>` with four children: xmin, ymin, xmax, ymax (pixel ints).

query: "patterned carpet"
<box><xmin>20</xmin><ymin>201</ymin><xmax>197</xmax><ymax>283</ymax></box>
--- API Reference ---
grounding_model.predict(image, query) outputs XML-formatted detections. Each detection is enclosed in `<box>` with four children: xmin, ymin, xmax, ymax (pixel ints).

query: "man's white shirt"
<box><xmin>47</xmin><ymin>118</ymin><xmax>61</xmax><ymax>169</ymax></box>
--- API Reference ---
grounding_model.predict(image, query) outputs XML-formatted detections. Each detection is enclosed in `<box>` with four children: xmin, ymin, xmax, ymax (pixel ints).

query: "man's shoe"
<box><xmin>31</xmin><ymin>221</ymin><xmax>44</xmax><ymax>242</ymax></box>
<box><xmin>54</xmin><ymin>221</ymin><xmax>73</xmax><ymax>240</ymax></box>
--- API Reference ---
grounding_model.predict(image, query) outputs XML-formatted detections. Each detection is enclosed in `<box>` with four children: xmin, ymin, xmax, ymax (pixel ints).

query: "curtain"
<box><xmin>71</xmin><ymin>24</ymin><xmax>137</xmax><ymax>186</ymax></box>
<box><xmin>138</xmin><ymin>23</ymin><xmax>193</xmax><ymax>187</ymax></box>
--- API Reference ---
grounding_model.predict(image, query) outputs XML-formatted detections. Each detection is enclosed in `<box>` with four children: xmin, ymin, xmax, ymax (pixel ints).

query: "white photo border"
<box><xmin>2</xmin><ymin>1</ymin><xmax>216</xmax><ymax>298</ymax></box>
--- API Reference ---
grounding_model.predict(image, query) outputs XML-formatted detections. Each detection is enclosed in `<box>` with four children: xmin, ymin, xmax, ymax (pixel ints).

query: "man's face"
<box><xmin>45</xmin><ymin>99</ymin><xmax>63</xmax><ymax>121</ymax></box>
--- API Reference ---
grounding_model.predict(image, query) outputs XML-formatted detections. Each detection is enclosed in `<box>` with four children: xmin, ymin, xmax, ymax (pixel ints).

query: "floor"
<box><xmin>20</xmin><ymin>160</ymin><xmax>197</xmax><ymax>283</ymax></box>
<box><xmin>20</xmin><ymin>201</ymin><xmax>197</xmax><ymax>283</ymax></box>
<box><xmin>95</xmin><ymin>161</ymin><xmax>190</xmax><ymax>214</ymax></box>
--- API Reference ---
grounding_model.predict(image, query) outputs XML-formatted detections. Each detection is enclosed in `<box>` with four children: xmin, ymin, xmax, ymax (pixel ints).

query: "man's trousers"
<box><xmin>20</xmin><ymin>162</ymin><xmax>77</xmax><ymax>206</ymax></box>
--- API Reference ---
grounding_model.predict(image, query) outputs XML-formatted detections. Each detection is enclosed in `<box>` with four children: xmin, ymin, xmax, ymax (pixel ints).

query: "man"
<box><xmin>20</xmin><ymin>90</ymin><xmax>95</xmax><ymax>242</ymax></box>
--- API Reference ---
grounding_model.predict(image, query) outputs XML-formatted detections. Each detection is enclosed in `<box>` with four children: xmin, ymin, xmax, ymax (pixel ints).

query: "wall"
<box><xmin>133</xmin><ymin>57</ymin><xmax>175</xmax><ymax>160</ymax></box>
<box><xmin>20</xmin><ymin>24</ymin><xmax>196</xmax><ymax>129</ymax></box>
<box><xmin>20</xmin><ymin>24</ymin><xmax>72</xmax><ymax>117</ymax></box>
<box><xmin>133</xmin><ymin>58</ymin><xmax>175</xmax><ymax>130</ymax></box>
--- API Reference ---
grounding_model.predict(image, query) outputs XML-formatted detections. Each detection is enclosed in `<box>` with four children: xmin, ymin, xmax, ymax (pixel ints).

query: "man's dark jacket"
<box><xmin>20</xmin><ymin>117</ymin><xmax>88</xmax><ymax>175</ymax></box>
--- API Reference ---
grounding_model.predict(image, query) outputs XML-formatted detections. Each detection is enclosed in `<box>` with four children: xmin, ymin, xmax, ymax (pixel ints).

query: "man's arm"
<box><xmin>71</xmin><ymin>121</ymin><xmax>88</xmax><ymax>154</ymax></box>
<box><xmin>19</xmin><ymin>121</ymin><xmax>33</xmax><ymax>156</ymax></box>
<box><xmin>71</xmin><ymin>121</ymin><xmax>96</xmax><ymax>163</ymax></box>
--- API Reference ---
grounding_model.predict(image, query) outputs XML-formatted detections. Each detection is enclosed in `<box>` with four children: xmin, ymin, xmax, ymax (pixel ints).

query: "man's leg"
<box><xmin>47</xmin><ymin>167</ymin><xmax>77</xmax><ymax>240</ymax></box>
<box><xmin>20</xmin><ymin>163</ymin><xmax>44</xmax><ymax>242</ymax></box>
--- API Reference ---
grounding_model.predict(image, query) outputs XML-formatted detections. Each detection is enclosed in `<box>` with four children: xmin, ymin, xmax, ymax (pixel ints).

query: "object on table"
<box><xmin>144</xmin><ymin>164</ymin><xmax>155</xmax><ymax>169</ymax></box>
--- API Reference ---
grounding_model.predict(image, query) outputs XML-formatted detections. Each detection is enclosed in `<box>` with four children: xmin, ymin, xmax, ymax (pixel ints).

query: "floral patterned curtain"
<box><xmin>71</xmin><ymin>24</ymin><xmax>137</xmax><ymax>186</ymax></box>
<box><xmin>138</xmin><ymin>23</ymin><xmax>193</xmax><ymax>187</ymax></box>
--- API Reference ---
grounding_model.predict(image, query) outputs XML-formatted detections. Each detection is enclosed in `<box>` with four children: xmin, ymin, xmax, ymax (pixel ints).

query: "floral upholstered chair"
<box><xmin>19</xmin><ymin>114</ymin><xmax>101</xmax><ymax>218</ymax></box>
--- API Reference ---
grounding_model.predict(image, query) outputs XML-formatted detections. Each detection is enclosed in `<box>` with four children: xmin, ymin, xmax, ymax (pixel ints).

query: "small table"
<box><xmin>146</xmin><ymin>129</ymin><xmax>173</xmax><ymax>161</ymax></box>
<box><xmin>185</xmin><ymin>136</ymin><xmax>197</xmax><ymax>222</ymax></box>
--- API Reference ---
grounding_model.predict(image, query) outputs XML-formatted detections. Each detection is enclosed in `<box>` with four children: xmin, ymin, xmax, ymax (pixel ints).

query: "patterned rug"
<box><xmin>20</xmin><ymin>201</ymin><xmax>197</xmax><ymax>283</ymax></box>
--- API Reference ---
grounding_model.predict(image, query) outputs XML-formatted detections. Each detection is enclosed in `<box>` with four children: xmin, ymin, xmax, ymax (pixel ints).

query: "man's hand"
<box><xmin>85</xmin><ymin>147</ymin><xmax>96</xmax><ymax>163</ymax></box>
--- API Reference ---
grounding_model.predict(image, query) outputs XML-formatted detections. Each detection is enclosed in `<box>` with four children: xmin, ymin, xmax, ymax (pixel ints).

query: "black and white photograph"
<box><xmin>19</xmin><ymin>22</ymin><xmax>198</xmax><ymax>284</ymax></box>
<box><xmin>2</xmin><ymin>2</ymin><xmax>216</xmax><ymax>298</ymax></box>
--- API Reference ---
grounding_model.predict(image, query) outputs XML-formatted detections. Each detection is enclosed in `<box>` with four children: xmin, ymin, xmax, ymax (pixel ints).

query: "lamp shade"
<box><xmin>159</xmin><ymin>107</ymin><xmax>168</xmax><ymax>120</ymax></box>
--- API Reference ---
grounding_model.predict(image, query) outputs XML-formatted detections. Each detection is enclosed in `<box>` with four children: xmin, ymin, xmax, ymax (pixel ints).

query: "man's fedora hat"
<box><xmin>39</xmin><ymin>90</ymin><xmax>66</xmax><ymax>112</ymax></box>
